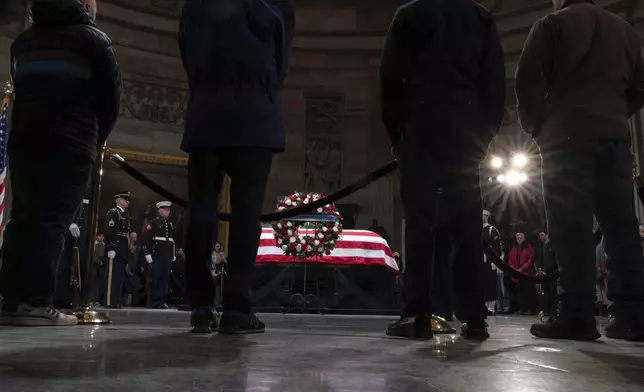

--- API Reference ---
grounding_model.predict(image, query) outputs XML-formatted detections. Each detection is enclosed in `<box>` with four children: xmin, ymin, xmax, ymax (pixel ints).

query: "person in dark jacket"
<box><xmin>516</xmin><ymin>0</ymin><xmax>644</xmax><ymax>341</ymax></box>
<box><xmin>179</xmin><ymin>0</ymin><xmax>293</xmax><ymax>334</ymax></box>
<box><xmin>381</xmin><ymin>0</ymin><xmax>505</xmax><ymax>341</ymax></box>
<box><xmin>0</xmin><ymin>0</ymin><xmax>121</xmax><ymax>327</ymax></box>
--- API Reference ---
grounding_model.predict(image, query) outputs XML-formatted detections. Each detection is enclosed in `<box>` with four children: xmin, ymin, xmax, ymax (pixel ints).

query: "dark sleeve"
<box><xmin>104</xmin><ymin>209</ymin><xmax>118</xmax><ymax>252</ymax></box>
<box><xmin>489</xmin><ymin>227</ymin><xmax>502</xmax><ymax>257</ymax></box>
<box><xmin>478</xmin><ymin>18</ymin><xmax>506</xmax><ymax>139</ymax></box>
<box><xmin>273</xmin><ymin>10</ymin><xmax>293</xmax><ymax>86</ymax></box>
<box><xmin>178</xmin><ymin>17</ymin><xmax>187</xmax><ymax>70</ymax></box>
<box><xmin>515</xmin><ymin>18</ymin><xmax>553</xmax><ymax>136</ymax></box>
<box><xmin>627</xmin><ymin>46</ymin><xmax>644</xmax><ymax>118</ymax></box>
<box><xmin>93</xmin><ymin>38</ymin><xmax>122</xmax><ymax>147</ymax></box>
<box><xmin>379</xmin><ymin>9</ymin><xmax>414</xmax><ymax>146</ymax></box>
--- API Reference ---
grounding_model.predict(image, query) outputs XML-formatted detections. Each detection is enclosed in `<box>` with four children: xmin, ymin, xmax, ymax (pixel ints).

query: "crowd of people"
<box><xmin>0</xmin><ymin>0</ymin><xmax>643</xmax><ymax>343</ymax></box>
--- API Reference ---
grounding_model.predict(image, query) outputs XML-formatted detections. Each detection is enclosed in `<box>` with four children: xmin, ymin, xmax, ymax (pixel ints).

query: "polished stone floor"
<box><xmin>0</xmin><ymin>310</ymin><xmax>643</xmax><ymax>391</ymax></box>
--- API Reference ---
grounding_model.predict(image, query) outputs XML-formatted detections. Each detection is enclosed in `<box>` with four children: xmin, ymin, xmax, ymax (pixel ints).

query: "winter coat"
<box><xmin>509</xmin><ymin>243</ymin><xmax>535</xmax><ymax>282</ymax></box>
<box><xmin>515</xmin><ymin>0</ymin><xmax>644</xmax><ymax>149</ymax></box>
<box><xmin>179</xmin><ymin>0</ymin><xmax>293</xmax><ymax>152</ymax></box>
<box><xmin>9</xmin><ymin>1</ymin><xmax>121</xmax><ymax>160</ymax></box>
<box><xmin>379</xmin><ymin>0</ymin><xmax>506</xmax><ymax>163</ymax></box>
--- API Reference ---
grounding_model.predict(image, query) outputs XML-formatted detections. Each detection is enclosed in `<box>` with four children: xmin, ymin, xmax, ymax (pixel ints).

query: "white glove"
<box><xmin>107</xmin><ymin>250</ymin><xmax>116</xmax><ymax>259</ymax></box>
<box><xmin>69</xmin><ymin>223</ymin><xmax>80</xmax><ymax>238</ymax></box>
<box><xmin>145</xmin><ymin>254</ymin><xmax>153</xmax><ymax>264</ymax></box>
<box><xmin>173</xmin><ymin>255</ymin><xmax>176</xmax><ymax>262</ymax></box>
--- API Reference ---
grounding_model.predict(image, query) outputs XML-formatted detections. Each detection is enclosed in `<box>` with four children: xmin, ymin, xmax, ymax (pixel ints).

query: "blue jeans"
<box><xmin>542</xmin><ymin>140</ymin><xmax>644</xmax><ymax>319</ymax></box>
<box><xmin>495</xmin><ymin>273</ymin><xmax>509</xmax><ymax>312</ymax></box>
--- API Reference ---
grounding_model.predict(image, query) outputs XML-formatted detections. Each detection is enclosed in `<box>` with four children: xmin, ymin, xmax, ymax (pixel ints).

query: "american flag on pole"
<box><xmin>0</xmin><ymin>83</ymin><xmax>10</xmax><ymax>245</ymax></box>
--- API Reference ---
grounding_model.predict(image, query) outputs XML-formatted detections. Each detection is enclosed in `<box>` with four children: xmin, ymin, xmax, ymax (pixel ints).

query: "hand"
<box><xmin>390</xmin><ymin>146</ymin><xmax>400</xmax><ymax>161</ymax></box>
<box><xmin>107</xmin><ymin>250</ymin><xmax>116</xmax><ymax>259</ymax></box>
<box><xmin>69</xmin><ymin>223</ymin><xmax>81</xmax><ymax>238</ymax></box>
<box><xmin>145</xmin><ymin>254</ymin><xmax>153</xmax><ymax>264</ymax></box>
<box><xmin>173</xmin><ymin>256</ymin><xmax>176</xmax><ymax>262</ymax></box>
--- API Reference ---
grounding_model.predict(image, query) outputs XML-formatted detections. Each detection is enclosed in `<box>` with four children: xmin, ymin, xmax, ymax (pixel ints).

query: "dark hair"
<box><xmin>539</xmin><ymin>229</ymin><xmax>548</xmax><ymax>235</ymax></box>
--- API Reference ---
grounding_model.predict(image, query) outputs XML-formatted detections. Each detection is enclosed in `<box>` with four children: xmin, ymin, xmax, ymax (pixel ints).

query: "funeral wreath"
<box><xmin>272</xmin><ymin>192</ymin><xmax>343</xmax><ymax>259</ymax></box>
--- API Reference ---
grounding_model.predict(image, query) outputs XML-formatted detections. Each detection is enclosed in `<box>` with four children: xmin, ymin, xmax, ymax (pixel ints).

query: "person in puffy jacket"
<box><xmin>0</xmin><ymin>0</ymin><xmax>121</xmax><ymax>327</ymax></box>
<box><xmin>179</xmin><ymin>0</ymin><xmax>293</xmax><ymax>334</ymax></box>
<box><xmin>508</xmin><ymin>233</ymin><xmax>537</xmax><ymax>315</ymax></box>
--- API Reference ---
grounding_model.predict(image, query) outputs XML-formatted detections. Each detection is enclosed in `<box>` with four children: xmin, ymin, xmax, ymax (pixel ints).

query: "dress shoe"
<box><xmin>218</xmin><ymin>311</ymin><xmax>265</xmax><ymax>334</ymax></box>
<box><xmin>605</xmin><ymin>315</ymin><xmax>644</xmax><ymax>341</ymax></box>
<box><xmin>530</xmin><ymin>313</ymin><xmax>600</xmax><ymax>341</ymax></box>
<box><xmin>190</xmin><ymin>306</ymin><xmax>218</xmax><ymax>334</ymax></box>
<box><xmin>386</xmin><ymin>314</ymin><xmax>433</xmax><ymax>340</ymax></box>
<box><xmin>460</xmin><ymin>317</ymin><xmax>489</xmax><ymax>340</ymax></box>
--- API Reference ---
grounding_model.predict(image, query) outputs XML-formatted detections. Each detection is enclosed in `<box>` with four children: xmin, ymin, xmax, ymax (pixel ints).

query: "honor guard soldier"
<box><xmin>144</xmin><ymin>201</ymin><xmax>176</xmax><ymax>309</ymax></box>
<box><xmin>103</xmin><ymin>191</ymin><xmax>131</xmax><ymax>308</ymax></box>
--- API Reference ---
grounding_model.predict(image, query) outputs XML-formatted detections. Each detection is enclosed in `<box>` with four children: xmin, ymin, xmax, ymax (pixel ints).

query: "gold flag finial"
<box><xmin>3</xmin><ymin>79</ymin><xmax>13</xmax><ymax>96</ymax></box>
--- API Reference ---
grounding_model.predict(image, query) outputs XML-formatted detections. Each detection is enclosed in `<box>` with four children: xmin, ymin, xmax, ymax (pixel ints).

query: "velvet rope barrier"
<box><xmin>108</xmin><ymin>151</ymin><xmax>558</xmax><ymax>282</ymax></box>
<box><xmin>107</xmin><ymin>151</ymin><xmax>399</xmax><ymax>222</ymax></box>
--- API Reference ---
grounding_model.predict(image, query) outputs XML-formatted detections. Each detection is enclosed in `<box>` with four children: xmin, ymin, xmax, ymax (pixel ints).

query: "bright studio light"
<box><xmin>491</xmin><ymin>156</ymin><xmax>503</xmax><ymax>169</ymax></box>
<box><xmin>512</xmin><ymin>154</ymin><xmax>528</xmax><ymax>168</ymax></box>
<box><xmin>502</xmin><ymin>170</ymin><xmax>528</xmax><ymax>186</ymax></box>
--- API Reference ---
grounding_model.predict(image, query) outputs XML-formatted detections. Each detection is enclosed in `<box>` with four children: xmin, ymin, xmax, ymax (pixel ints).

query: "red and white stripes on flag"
<box><xmin>0</xmin><ymin>94</ymin><xmax>9</xmax><ymax>245</ymax></box>
<box><xmin>257</xmin><ymin>228</ymin><xmax>399</xmax><ymax>271</ymax></box>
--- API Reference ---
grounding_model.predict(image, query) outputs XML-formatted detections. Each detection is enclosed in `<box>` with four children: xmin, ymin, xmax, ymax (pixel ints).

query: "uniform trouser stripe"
<box><xmin>106</xmin><ymin>258</ymin><xmax>114</xmax><ymax>307</ymax></box>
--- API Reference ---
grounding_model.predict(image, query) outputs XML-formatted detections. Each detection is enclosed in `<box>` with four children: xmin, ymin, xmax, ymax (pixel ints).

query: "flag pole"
<box><xmin>69</xmin><ymin>144</ymin><xmax>111</xmax><ymax>324</ymax></box>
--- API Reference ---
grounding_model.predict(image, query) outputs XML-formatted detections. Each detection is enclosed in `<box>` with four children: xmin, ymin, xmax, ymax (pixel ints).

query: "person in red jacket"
<box><xmin>508</xmin><ymin>233</ymin><xmax>538</xmax><ymax>314</ymax></box>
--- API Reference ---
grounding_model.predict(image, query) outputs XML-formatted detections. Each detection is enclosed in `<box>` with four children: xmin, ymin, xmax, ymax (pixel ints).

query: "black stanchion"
<box><xmin>69</xmin><ymin>145</ymin><xmax>111</xmax><ymax>325</ymax></box>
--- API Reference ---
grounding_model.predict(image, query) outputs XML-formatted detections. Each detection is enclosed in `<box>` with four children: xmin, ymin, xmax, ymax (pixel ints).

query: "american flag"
<box><xmin>0</xmin><ymin>89</ymin><xmax>9</xmax><ymax>244</ymax></box>
<box><xmin>257</xmin><ymin>228</ymin><xmax>399</xmax><ymax>271</ymax></box>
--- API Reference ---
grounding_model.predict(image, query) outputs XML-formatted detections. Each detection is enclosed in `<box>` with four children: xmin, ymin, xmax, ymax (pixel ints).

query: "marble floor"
<box><xmin>0</xmin><ymin>310</ymin><xmax>642</xmax><ymax>392</ymax></box>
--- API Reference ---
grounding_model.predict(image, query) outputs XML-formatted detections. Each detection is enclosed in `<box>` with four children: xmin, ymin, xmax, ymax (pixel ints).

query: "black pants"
<box><xmin>430</xmin><ymin>231</ymin><xmax>454</xmax><ymax>318</ymax></box>
<box><xmin>0</xmin><ymin>151</ymin><xmax>92</xmax><ymax>308</ymax></box>
<box><xmin>399</xmin><ymin>143</ymin><xmax>485</xmax><ymax>321</ymax></box>
<box><xmin>518</xmin><ymin>280</ymin><xmax>537</xmax><ymax>314</ymax></box>
<box><xmin>542</xmin><ymin>140</ymin><xmax>644</xmax><ymax>319</ymax></box>
<box><xmin>186</xmin><ymin>148</ymin><xmax>273</xmax><ymax>313</ymax></box>
<box><xmin>103</xmin><ymin>253</ymin><xmax>126</xmax><ymax>308</ymax></box>
<box><xmin>541</xmin><ymin>280</ymin><xmax>558</xmax><ymax>317</ymax></box>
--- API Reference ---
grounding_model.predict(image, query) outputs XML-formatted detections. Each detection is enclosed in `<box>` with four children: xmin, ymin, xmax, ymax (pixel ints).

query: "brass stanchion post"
<box><xmin>69</xmin><ymin>144</ymin><xmax>111</xmax><ymax>324</ymax></box>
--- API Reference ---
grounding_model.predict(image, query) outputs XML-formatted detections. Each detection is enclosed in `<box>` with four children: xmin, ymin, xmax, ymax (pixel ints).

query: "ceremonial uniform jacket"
<box><xmin>104</xmin><ymin>206</ymin><xmax>130</xmax><ymax>255</ymax></box>
<box><xmin>144</xmin><ymin>217</ymin><xmax>176</xmax><ymax>260</ymax></box>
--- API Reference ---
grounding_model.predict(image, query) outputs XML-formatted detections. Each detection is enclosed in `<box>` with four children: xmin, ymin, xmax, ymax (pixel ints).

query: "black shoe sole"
<box><xmin>605</xmin><ymin>330</ymin><xmax>644</xmax><ymax>342</ymax></box>
<box><xmin>191</xmin><ymin>325</ymin><xmax>215</xmax><ymax>334</ymax></box>
<box><xmin>385</xmin><ymin>324</ymin><xmax>433</xmax><ymax>340</ymax></box>
<box><xmin>460</xmin><ymin>331</ymin><xmax>490</xmax><ymax>341</ymax></box>
<box><xmin>530</xmin><ymin>326</ymin><xmax>601</xmax><ymax>341</ymax></box>
<box><xmin>218</xmin><ymin>327</ymin><xmax>265</xmax><ymax>335</ymax></box>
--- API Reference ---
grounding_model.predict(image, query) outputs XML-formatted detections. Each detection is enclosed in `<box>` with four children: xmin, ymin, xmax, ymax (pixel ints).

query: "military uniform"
<box><xmin>103</xmin><ymin>191</ymin><xmax>131</xmax><ymax>308</ymax></box>
<box><xmin>144</xmin><ymin>201</ymin><xmax>176</xmax><ymax>308</ymax></box>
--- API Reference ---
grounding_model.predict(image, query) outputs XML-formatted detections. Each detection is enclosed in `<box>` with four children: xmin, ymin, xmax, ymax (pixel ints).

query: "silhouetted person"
<box><xmin>516</xmin><ymin>0</ymin><xmax>644</xmax><ymax>341</ymax></box>
<box><xmin>380</xmin><ymin>0</ymin><xmax>505</xmax><ymax>340</ymax></box>
<box><xmin>179</xmin><ymin>0</ymin><xmax>293</xmax><ymax>334</ymax></box>
<box><xmin>367</xmin><ymin>219</ymin><xmax>390</xmax><ymax>243</ymax></box>
<box><xmin>0</xmin><ymin>0</ymin><xmax>120</xmax><ymax>326</ymax></box>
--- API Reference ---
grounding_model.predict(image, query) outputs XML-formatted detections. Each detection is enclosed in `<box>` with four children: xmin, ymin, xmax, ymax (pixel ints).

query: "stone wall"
<box><xmin>2</xmin><ymin>0</ymin><xmax>644</xmax><ymax>248</ymax></box>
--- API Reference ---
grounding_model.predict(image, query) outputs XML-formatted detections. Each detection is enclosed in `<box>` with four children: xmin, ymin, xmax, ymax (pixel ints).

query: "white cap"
<box><xmin>156</xmin><ymin>201</ymin><xmax>172</xmax><ymax>209</ymax></box>
<box><xmin>483</xmin><ymin>210</ymin><xmax>491</xmax><ymax>217</ymax></box>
